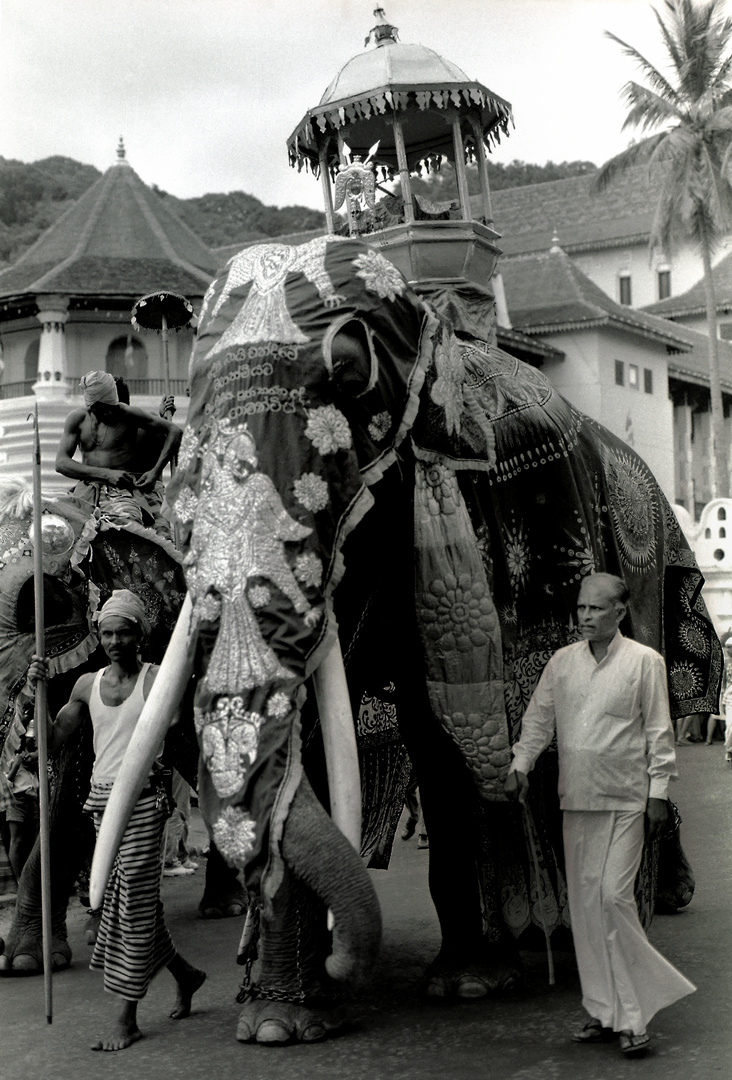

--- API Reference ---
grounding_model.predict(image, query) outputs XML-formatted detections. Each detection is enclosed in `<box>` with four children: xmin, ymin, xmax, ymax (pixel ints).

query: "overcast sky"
<box><xmin>1</xmin><ymin>0</ymin><xmax>726</xmax><ymax>210</ymax></box>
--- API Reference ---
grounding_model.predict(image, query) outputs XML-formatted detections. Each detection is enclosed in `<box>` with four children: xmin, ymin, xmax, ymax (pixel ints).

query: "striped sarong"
<box><xmin>86</xmin><ymin>785</ymin><xmax>176</xmax><ymax>1000</ymax></box>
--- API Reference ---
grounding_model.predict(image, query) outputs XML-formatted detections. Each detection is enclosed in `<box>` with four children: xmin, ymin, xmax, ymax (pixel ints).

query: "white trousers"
<box><xmin>564</xmin><ymin>809</ymin><xmax>696</xmax><ymax>1034</ymax></box>
<box><xmin>725</xmin><ymin>705</ymin><xmax>732</xmax><ymax>753</ymax></box>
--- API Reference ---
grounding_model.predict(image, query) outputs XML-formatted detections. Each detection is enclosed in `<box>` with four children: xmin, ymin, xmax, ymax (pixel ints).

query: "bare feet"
<box><xmin>170</xmin><ymin>966</ymin><xmax>206</xmax><ymax>1019</ymax></box>
<box><xmin>91</xmin><ymin>1021</ymin><xmax>143</xmax><ymax>1051</ymax></box>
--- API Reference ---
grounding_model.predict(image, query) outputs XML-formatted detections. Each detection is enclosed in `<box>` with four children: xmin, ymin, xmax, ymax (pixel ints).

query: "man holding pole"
<box><xmin>505</xmin><ymin>572</ymin><xmax>696</xmax><ymax>1056</ymax></box>
<box><xmin>27</xmin><ymin>590</ymin><xmax>205</xmax><ymax>1051</ymax></box>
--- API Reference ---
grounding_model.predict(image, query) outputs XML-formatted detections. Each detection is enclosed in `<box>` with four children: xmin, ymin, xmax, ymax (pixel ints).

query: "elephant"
<box><xmin>0</xmin><ymin>477</ymin><xmax>246</xmax><ymax>974</ymax></box>
<box><xmin>92</xmin><ymin>234</ymin><xmax>720</xmax><ymax>1044</ymax></box>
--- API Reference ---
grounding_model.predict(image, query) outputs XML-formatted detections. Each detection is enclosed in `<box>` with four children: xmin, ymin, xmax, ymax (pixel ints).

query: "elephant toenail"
<box><xmin>300</xmin><ymin>1022</ymin><xmax>327</xmax><ymax>1043</ymax></box>
<box><xmin>455</xmin><ymin>974</ymin><xmax>490</xmax><ymax>999</ymax></box>
<box><xmin>256</xmin><ymin>1019</ymin><xmax>292</xmax><ymax>1044</ymax></box>
<box><xmin>424</xmin><ymin>974</ymin><xmax>449</xmax><ymax>998</ymax></box>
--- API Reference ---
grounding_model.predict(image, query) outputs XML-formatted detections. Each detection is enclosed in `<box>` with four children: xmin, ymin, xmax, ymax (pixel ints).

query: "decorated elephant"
<box><xmin>0</xmin><ymin>477</ymin><xmax>245</xmax><ymax>974</ymax></box>
<box><xmin>92</xmin><ymin>234</ymin><xmax>720</xmax><ymax>1044</ymax></box>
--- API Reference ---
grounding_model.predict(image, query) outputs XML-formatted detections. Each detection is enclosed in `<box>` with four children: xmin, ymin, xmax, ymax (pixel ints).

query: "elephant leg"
<box><xmin>237</xmin><ymin>775</ymin><xmax>381</xmax><ymax>1044</ymax></box>
<box><xmin>197</xmin><ymin>841</ymin><xmax>248</xmax><ymax>919</ymax></box>
<box><xmin>0</xmin><ymin>730</ymin><xmax>94</xmax><ymax>975</ymax></box>
<box><xmin>396</xmin><ymin>673</ymin><xmax>521</xmax><ymax>998</ymax></box>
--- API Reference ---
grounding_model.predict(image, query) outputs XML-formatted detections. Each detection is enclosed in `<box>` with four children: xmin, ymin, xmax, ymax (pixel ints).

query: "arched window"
<box><xmin>719</xmin><ymin>508</ymin><xmax>727</xmax><ymax>521</ymax></box>
<box><xmin>24</xmin><ymin>338</ymin><xmax>40</xmax><ymax>382</ymax></box>
<box><xmin>705</xmin><ymin>528</ymin><xmax>712</xmax><ymax>539</ymax></box>
<box><xmin>720</xmin><ymin>528</ymin><xmax>726</xmax><ymax>538</ymax></box>
<box><xmin>105</xmin><ymin>335</ymin><xmax>148</xmax><ymax>384</ymax></box>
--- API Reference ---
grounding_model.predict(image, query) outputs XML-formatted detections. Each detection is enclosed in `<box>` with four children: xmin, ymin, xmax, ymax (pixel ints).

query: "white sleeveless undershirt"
<box><xmin>89</xmin><ymin>663</ymin><xmax>161</xmax><ymax>785</ymax></box>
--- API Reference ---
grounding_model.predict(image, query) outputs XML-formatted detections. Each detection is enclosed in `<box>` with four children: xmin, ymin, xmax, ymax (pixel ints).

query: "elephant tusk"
<box><xmin>312</xmin><ymin>636</ymin><xmax>362</xmax><ymax>852</ymax></box>
<box><xmin>88</xmin><ymin>593</ymin><xmax>195</xmax><ymax>910</ymax></box>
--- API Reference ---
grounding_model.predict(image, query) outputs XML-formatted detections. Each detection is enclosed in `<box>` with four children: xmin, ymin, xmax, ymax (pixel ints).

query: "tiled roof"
<box><xmin>644</xmin><ymin>247</ymin><xmax>732</xmax><ymax>319</ymax></box>
<box><xmin>0</xmin><ymin>257</ymin><xmax>212</xmax><ymax>300</ymax></box>
<box><xmin>488</xmin><ymin>166</ymin><xmax>661</xmax><ymax>257</ymax></box>
<box><xmin>663</xmin><ymin>322</ymin><xmax>732</xmax><ymax>392</ymax></box>
<box><xmin>500</xmin><ymin>246</ymin><xmax>691</xmax><ymax>351</ymax></box>
<box><xmin>0</xmin><ymin>158</ymin><xmax>218</xmax><ymax>303</ymax></box>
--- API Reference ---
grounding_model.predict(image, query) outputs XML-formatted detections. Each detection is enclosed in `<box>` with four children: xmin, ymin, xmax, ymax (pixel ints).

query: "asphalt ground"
<box><xmin>1</xmin><ymin>744</ymin><xmax>730</xmax><ymax>1080</ymax></box>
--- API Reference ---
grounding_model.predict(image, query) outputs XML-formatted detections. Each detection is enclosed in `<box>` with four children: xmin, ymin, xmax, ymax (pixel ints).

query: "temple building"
<box><xmin>0</xmin><ymin>140</ymin><xmax>216</xmax><ymax>490</ymax></box>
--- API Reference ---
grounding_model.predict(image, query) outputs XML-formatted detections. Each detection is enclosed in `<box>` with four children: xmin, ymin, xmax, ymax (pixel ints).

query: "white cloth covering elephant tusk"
<box><xmin>89</xmin><ymin>595</ymin><xmax>364</xmax><ymax>912</ymax></box>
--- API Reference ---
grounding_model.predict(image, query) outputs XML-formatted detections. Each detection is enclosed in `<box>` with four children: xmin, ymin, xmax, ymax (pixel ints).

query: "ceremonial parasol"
<box><xmin>131</xmin><ymin>291</ymin><xmax>194</xmax><ymax>405</ymax></box>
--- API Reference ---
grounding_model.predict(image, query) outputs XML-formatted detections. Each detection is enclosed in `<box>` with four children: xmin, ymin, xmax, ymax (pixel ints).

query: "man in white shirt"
<box><xmin>505</xmin><ymin>572</ymin><xmax>696</xmax><ymax>1056</ymax></box>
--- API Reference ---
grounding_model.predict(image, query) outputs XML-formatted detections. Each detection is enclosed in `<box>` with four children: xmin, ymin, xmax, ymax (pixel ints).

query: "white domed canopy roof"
<box><xmin>319</xmin><ymin>41</ymin><xmax>472</xmax><ymax>105</ymax></box>
<box><xmin>288</xmin><ymin>23</ymin><xmax>512</xmax><ymax>177</ymax></box>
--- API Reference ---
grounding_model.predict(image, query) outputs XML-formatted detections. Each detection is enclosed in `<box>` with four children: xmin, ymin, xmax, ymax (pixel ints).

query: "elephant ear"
<box><xmin>166</xmin><ymin>235</ymin><xmax>437</xmax><ymax>901</ymax></box>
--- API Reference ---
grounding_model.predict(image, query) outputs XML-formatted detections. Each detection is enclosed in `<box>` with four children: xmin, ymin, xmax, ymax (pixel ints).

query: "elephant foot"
<box><xmin>422</xmin><ymin>943</ymin><xmax>522</xmax><ymax>1001</ymax></box>
<box><xmin>0</xmin><ymin>932</ymin><xmax>71</xmax><ymax>975</ymax></box>
<box><xmin>236</xmin><ymin>997</ymin><xmax>346</xmax><ymax>1045</ymax></box>
<box><xmin>197</xmin><ymin>887</ymin><xmax>248</xmax><ymax>920</ymax></box>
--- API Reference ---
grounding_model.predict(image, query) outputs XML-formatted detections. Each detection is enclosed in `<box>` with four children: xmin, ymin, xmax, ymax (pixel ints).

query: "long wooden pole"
<box><xmin>31</xmin><ymin>405</ymin><xmax>53</xmax><ymax>1023</ymax></box>
<box><xmin>161</xmin><ymin>311</ymin><xmax>171</xmax><ymax>402</ymax></box>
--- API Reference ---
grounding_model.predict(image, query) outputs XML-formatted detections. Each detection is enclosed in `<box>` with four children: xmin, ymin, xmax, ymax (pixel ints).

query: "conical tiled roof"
<box><xmin>0</xmin><ymin>149</ymin><xmax>217</xmax><ymax>301</ymax></box>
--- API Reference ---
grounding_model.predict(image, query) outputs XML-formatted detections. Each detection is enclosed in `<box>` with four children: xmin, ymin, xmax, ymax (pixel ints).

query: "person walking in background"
<box><xmin>505</xmin><ymin>572</ymin><xmax>696</xmax><ymax>1056</ymax></box>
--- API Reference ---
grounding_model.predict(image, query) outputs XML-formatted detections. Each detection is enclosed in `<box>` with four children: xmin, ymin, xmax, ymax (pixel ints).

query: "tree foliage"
<box><xmin>0</xmin><ymin>154</ymin><xmax>598</xmax><ymax>266</ymax></box>
<box><xmin>598</xmin><ymin>0</ymin><xmax>732</xmax><ymax>498</ymax></box>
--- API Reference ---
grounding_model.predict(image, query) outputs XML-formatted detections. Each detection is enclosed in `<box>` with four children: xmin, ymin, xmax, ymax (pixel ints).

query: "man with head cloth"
<box><xmin>505</xmin><ymin>572</ymin><xmax>696</xmax><ymax>1056</ymax></box>
<box><xmin>55</xmin><ymin>370</ymin><xmax>181</xmax><ymax>536</ymax></box>
<box><xmin>26</xmin><ymin>589</ymin><xmax>205</xmax><ymax>1051</ymax></box>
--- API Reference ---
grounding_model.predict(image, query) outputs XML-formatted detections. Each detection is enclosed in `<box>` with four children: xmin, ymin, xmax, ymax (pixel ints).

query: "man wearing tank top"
<box><xmin>28</xmin><ymin>589</ymin><xmax>205</xmax><ymax>1052</ymax></box>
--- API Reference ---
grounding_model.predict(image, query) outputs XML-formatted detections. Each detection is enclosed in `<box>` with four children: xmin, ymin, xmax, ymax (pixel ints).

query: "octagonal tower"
<box><xmin>287</xmin><ymin>7</ymin><xmax>513</xmax><ymax>286</ymax></box>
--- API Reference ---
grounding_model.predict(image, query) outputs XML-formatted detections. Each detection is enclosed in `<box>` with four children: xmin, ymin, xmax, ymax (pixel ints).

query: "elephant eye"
<box><xmin>329</xmin><ymin>319</ymin><xmax>375</xmax><ymax>397</ymax></box>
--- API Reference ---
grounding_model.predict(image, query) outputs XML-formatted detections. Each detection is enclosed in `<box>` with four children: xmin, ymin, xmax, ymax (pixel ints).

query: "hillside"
<box><xmin>0</xmin><ymin>155</ymin><xmax>597</xmax><ymax>266</ymax></box>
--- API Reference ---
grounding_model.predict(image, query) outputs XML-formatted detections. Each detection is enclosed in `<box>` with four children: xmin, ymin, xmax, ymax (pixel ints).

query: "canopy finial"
<box><xmin>365</xmin><ymin>6</ymin><xmax>399</xmax><ymax>48</ymax></box>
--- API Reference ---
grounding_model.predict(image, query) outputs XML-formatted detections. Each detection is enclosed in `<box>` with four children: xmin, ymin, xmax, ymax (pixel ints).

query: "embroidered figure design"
<box><xmin>184</xmin><ymin>423</ymin><xmax>313</xmax><ymax>694</ymax></box>
<box><xmin>197</xmin><ymin>698</ymin><xmax>263</xmax><ymax>798</ymax></box>
<box><xmin>203</xmin><ymin>237</ymin><xmax>347</xmax><ymax>357</ymax></box>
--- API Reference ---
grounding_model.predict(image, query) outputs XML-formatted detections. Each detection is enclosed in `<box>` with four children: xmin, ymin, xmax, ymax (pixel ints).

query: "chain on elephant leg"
<box><xmin>235</xmin><ymin>876</ymin><xmax>347</xmax><ymax>1045</ymax></box>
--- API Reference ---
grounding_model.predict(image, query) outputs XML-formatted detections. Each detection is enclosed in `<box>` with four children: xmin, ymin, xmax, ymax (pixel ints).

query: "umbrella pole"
<box><xmin>31</xmin><ymin>405</ymin><xmax>53</xmax><ymax>1023</ymax></box>
<box><xmin>161</xmin><ymin>311</ymin><xmax>171</xmax><ymax>402</ymax></box>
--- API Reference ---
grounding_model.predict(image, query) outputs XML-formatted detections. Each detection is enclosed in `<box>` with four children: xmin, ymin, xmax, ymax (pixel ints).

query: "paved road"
<box><xmin>1</xmin><ymin>745</ymin><xmax>730</xmax><ymax>1080</ymax></box>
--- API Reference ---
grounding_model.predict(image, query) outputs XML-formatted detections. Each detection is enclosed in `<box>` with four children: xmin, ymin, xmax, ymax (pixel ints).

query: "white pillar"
<box><xmin>34</xmin><ymin>295</ymin><xmax>70</xmax><ymax>401</ymax></box>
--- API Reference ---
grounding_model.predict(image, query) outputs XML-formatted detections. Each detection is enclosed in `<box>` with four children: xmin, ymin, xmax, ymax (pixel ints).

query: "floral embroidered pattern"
<box><xmin>367</xmin><ymin>410</ymin><xmax>392</xmax><ymax>443</ymax></box>
<box><xmin>353</xmin><ymin>249</ymin><xmax>405</xmax><ymax>301</ymax></box>
<box><xmin>303</xmin><ymin>405</ymin><xmax>352</xmax><ymax>456</ymax></box>
<box><xmin>177</xmin><ymin>428</ymin><xmax>200</xmax><ymax>470</ymax></box>
<box><xmin>418</xmin><ymin>462</ymin><xmax>459</xmax><ymax>517</ymax></box>
<box><xmin>678</xmin><ymin>619</ymin><xmax>711</xmax><ymax>659</ymax></box>
<box><xmin>212</xmin><ymin>805</ymin><xmax>257</xmax><ymax>867</ymax></box>
<box><xmin>248</xmin><ymin>584</ymin><xmax>271</xmax><ymax>609</ymax></box>
<box><xmin>293</xmin><ymin>472</ymin><xmax>330</xmax><ymax>513</ymax></box>
<box><xmin>447</xmin><ymin>711</ymin><xmax>511</xmax><ymax>780</ymax></box>
<box><xmin>603</xmin><ymin>447</ymin><xmax>658</xmax><ymax>571</ymax></box>
<box><xmin>420</xmin><ymin>573</ymin><xmax>496</xmax><ymax>653</ymax></box>
<box><xmin>197</xmin><ymin>698</ymin><xmax>263</xmax><ymax>798</ymax></box>
<box><xmin>294</xmin><ymin>551</ymin><xmax>323</xmax><ymax>589</ymax></box>
<box><xmin>173</xmin><ymin>487</ymin><xmax>198</xmax><ymax>524</ymax></box>
<box><xmin>669</xmin><ymin>660</ymin><xmax>704</xmax><ymax>699</ymax></box>
<box><xmin>504</xmin><ymin>519</ymin><xmax>531</xmax><ymax>590</ymax></box>
<box><xmin>266</xmin><ymin>691</ymin><xmax>290</xmax><ymax>718</ymax></box>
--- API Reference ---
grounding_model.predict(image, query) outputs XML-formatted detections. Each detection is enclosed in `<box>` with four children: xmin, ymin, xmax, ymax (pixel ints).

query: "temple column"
<box><xmin>34</xmin><ymin>295</ymin><xmax>70</xmax><ymax>401</ymax></box>
<box><xmin>676</xmin><ymin>394</ymin><xmax>696</xmax><ymax>516</ymax></box>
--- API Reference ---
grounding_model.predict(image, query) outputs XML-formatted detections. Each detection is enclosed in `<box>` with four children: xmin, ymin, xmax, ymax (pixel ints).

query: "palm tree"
<box><xmin>598</xmin><ymin>0</ymin><xmax>732</xmax><ymax>498</ymax></box>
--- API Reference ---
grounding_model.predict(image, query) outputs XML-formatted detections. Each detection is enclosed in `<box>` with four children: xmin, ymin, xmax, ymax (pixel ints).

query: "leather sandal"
<box><xmin>619</xmin><ymin>1030</ymin><xmax>650</xmax><ymax>1055</ymax></box>
<box><xmin>572</xmin><ymin>1018</ymin><xmax>615</xmax><ymax>1043</ymax></box>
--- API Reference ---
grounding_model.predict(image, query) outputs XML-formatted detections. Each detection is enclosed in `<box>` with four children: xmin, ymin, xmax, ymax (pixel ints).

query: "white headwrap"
<box><xmin>80</xmin><ymin>370</ymin><xmax>118</xmax><ymax>408</ymax></box>
<box><xmin>96</xmin><ymin>589</ymin><xmax>151</xmax><ymax>637</ymax></box>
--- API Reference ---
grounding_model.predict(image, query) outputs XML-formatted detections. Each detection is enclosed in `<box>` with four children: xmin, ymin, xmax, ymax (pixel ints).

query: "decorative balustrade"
<box><xmin>0</xmin><ymin>378</ymin><xmax>189</xmax><ymax>401</ymax></box>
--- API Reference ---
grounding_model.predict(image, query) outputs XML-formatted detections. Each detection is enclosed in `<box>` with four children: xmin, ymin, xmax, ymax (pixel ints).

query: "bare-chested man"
<box><xmin>56</xmin><ymin>370</ymin><xmax>181</xmax><ymax>536</ymax></box>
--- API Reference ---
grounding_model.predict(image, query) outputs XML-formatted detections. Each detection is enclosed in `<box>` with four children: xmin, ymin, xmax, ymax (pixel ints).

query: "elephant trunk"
<box><xmin>282</xmin><ymin>775</ymin><xmax>381</xmax><ymax>988</ymax></box>
<box><xmin>88</xmin><ymin>594</ymin><xmax>194</xmax><ymax>910</ymax></box>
